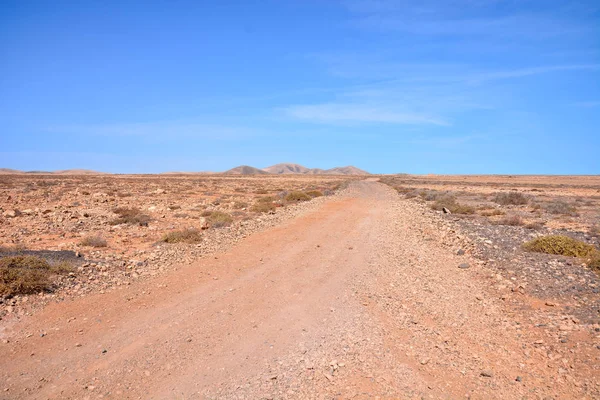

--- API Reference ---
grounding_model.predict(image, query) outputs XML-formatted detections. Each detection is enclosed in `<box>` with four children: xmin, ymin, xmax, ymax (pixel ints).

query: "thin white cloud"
<box><xmin>283</xmin><ymin>103</ymin><xmax>450</xmax><ymax>126</ymax></box>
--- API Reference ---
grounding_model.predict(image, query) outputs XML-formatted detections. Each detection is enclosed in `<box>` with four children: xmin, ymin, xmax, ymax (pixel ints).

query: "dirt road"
<box><xmin>1</xmin><ymin>181</ymin><xmax>597</xmax><ymax>399</ymax></box>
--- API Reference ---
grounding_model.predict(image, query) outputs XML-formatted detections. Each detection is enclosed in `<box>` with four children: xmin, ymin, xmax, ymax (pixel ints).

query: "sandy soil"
<box><xmin>1</xmin><ymin>180</ymin><xmax>598</xmax><ymax>399</ymax></box>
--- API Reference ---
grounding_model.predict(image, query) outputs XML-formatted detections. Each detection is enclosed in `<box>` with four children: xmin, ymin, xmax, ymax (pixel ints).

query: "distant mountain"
<box><xmin>324</xmin><ymin>166</ymin><xmax>369</xmax><ymax>175</ymax></box>
<box><xmin>54</xmin><ymin>169</ymin><xmax>105</xmax><ymax>175</ymax></box>
<box><xmin>262</xmin><ymin>163</ymin><xmax>311</xmax><ymax>174</ymax></box>
<box><xmin>224</xmin><ymin>165</ymin><xmax>270</xmax><ymax>175</ymax></box>
<box><xmin>262</xmin><ymin>163</ymin><xmax>369</xmax><ymax>175</ymax></box>
<box><xmin>0</xmin><ymin>168</ymin><xmax>105</xmax><ymax>175</ymax></box>
<box><xmin>0</xmin><ymin>168</ymin><xmax>22</xmax><ymax>174</ymax></box>
<box><xmin>161</xmin><ymin>171</ymin><xmax>214</xmax><ymax>175</ymax></box>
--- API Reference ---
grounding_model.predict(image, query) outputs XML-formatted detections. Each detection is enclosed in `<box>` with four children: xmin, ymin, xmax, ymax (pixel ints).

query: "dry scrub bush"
<box><xmin>80</xmin><ymin>235</ymin><xmax>107</xmax><ymax>248</ymax></box>
<box><xmin>544</xmin><ymin>201</ymin><xmax>579</xmax><ymax>216</ymax></box>
<box><xmin>494</xmin><ymin>192</ymin><xmax>529</xmax><ymax>206</ymax></box>
<box><xmin>250</xmin><ymin>196</ymin><xmax>276</xmax><ymax>213</ymax></box>
<box><xmin>420</xmin><ymin>190</ymin><xmax>448</xmax><ymax>201</ymax></box>
<box><xmin>588</xmin><ymin>252</ymin><xmax>600</xmax><ymax>270</ymax></box>
<box><xmin>207</xmin><ymin>211</ymin><xmax>233</xmax><ymax>228</ymax></box>
<box><xmin>525</xmin><ymin>221</ymin><xmax>544</xmax><ymax>230</ymax></box>
<box><xmin>394</xmin><ymin>186</ymin><xmax>412</xmax><ymax>195</ymax></box>
<box><xmin>404</xmin><ymin>190</ymin><xmax>420</xmax><ymax>199</ymax></box>
<box><xmin>497</xmin><ymin>215</ymin><xmax>524</xmax><ymax>226</ymax></box>
<box><xmin>110</xmin><ymin>207</ymin><xmax>151</xmax><ymax>226</ymax></box>
<box><xmin>162</xmin><ymin>229</ymin><xmax>202</xmax><ymax>244</ymax></box>
<box><xmin>285</xmin><ymin>191</ymin><xmax>311</xmax><ymax>202</ymax></box>
<box><xmin>306</xmin><ymin>190</ymin><xmax>323</xmax><ymax>198</ymax></box>
<box><xmin>233</xmin><ymin>201</ymin><xmax>248</xmax><ymax>209</ymax></box>
<box><xmin>480</xmin><ymin>209</ymin><xmax>505</xmax><ymax>217</ymax></box>
<box><xmin>431</xmin><ymin>196</ymin><xmax>475</xmax><ymax>215</ymax></box>
<box><xmin>0</xmin><ymin>256</ymin><xmax>73</xmax><ymax>297</ymax></box>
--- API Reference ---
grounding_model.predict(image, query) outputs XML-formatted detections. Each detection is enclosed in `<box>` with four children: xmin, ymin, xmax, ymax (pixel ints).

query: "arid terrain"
<box><xmin>1</xmin><ymin>173</ymin><xmax>599</xmax><ymax>399</ymax></box>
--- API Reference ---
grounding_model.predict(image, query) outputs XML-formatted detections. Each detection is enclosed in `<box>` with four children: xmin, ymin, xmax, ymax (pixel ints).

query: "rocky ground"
<box><xmin>0</xmin><ymin>179</ymin><xmax>598</xmax><ymax>399</ymax></box>
<box><xmin>0</xmin><ymin>174</ymin><xmax>354</xmax><ymax>319</ymax></box>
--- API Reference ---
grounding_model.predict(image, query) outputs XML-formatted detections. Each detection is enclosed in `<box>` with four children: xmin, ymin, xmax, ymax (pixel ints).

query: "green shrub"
<box><xmin>285</xmin><ymin>191</ymin><xmax>311</xmax><ymax>202</ymax></box>
<box><xmin>523</xmin><ymin>235</ymin><xmax>596</xmax><ymax>257</ymax></box>
<box><xmin>162</xmin><ymin>229</ymin><xmax>203</xmax><ymax>244</ymax></box>
<box><xmin>0</xmin><ymin>256</ymin><xmax>73</xmax><ymax>297</ymax></box>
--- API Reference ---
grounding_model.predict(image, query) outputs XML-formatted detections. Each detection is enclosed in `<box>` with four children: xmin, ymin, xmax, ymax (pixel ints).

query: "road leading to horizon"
<box><xmin>0</xmin><ymin>181</ymin><xmax>595</xmax><ymax>399</ymax></box>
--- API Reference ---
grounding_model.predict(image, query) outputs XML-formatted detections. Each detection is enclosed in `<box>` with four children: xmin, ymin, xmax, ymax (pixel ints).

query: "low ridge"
<box><xmin>224</xmin><ymin>165</ymin><xmax>270</xmax><ymax>175</ymax></box>
<box><xmin>262</xmin><ymin>163</ymin><xmax>311</xmax><ymax>174</ymax></box>
<box><xmin>262</xmin><ymin>163</ymin><xmax>369</xmax><ymax>175</ymax></box>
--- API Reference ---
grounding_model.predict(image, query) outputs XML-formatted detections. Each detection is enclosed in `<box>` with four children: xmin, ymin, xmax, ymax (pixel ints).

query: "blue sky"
<box><xmin>1</xmin><ymin>0</ymin><xmax>599</xmax><ymax>174</ymax></box>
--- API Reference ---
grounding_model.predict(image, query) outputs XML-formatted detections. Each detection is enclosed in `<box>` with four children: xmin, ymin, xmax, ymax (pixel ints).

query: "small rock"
<box><xmin>458</xmin><ymin>263</ymin><xmax>470</xmax><ymax>269</ymax></box>
<box><xmin>516</xmin><ymin>376</ymin><xmax>522</xmax><ymax>382</ymax></box>
<box><xmin>3</xmin><ymin>210</ymin><xmax>19</xmax><ymax>218</ymax></box>
<box><xmin>457</xmin><ymin>249</ymin><xmax>465</xmax><ymax>255</ymax></box>
<box><xmin>480</xmin><ymin>371</ymin><xmax>493</xmax><ymax>378</ymax></box>
<box><xmin>442</xmin><ymin>207</ymin><xmax>451</xmax><ymax>214</ymax></box>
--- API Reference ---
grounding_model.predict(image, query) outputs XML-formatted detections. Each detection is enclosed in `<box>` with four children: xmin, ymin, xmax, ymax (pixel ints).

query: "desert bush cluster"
<box><xmin>110</xmin><ymin>207</ymin><xmax>152</xmax><ymax>226</ymax></box>
<box><xmin>162</xmin><ymin>228</ymin><xmax>203</xmax><ymax>244</ymax></box>
<box><xmin>493</xmin><ymin>192</ymin><xmax>529</xmax><ymax>205</ymax></box>
<box><xmin>285</xmin><ymin>191</ymin><xmax>311</xmax><ymax>202</ymax></box>
<box><xmin>0</xmin><ymin>255</ymin><xmax>73</xmax><ymax>297</ymax></box>
<box><xmin>80</xmin><ymin>235</ymin><xmax>108</xmax><ymax>247</ymax></box>
<box><xmin>523</xmin><ymin>235</ymin><xmax>600</xmax><ymax>271</ymax></box>
<box><xmin>430</xmin><ymin>195</ymin><xmax>475</xmax><ymax>215</ymax></box>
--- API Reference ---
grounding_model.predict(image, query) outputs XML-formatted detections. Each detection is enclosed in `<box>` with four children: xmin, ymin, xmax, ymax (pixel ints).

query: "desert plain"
<box><xmin>0</xmin><ymin>171</ymin><xmax>599</xmax><ymax>399</ymax></box>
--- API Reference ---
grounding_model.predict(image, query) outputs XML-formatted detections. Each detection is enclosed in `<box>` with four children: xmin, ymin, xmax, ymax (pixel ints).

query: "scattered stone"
<box><xmin>458</xmin><ymin>263</ymin><xmax>470</xmax><ymax>269</ymax></box>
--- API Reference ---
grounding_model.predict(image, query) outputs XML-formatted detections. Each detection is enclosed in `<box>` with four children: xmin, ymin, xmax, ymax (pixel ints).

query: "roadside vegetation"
<box><xmin>0</xmin><ymin>255</ymin><xmax>73</xmax><ymax>297</ymax></box>
<box><xmin>523</xmin><ymin>235</ymin><xmax>600</xmax><ymax>271</ymax></box>
<box><xmin>162</xmin><ymin>228</ymin><xmax>203</xmax><ymax>244</ymax></box>
<box><xmin>285</xmin><ymin>191</ymin><xmax>311</xmax><ymax>202</ymax></box>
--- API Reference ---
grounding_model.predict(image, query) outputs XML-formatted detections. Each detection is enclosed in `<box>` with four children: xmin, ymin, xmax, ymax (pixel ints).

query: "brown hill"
<box><xmin>224</xmin><ymin>165</ymin><xmax>270</xmax><ymax>175</ymax></box>
<box><xmin>0</xmin><ymin>168</ymin><xmax>22</xmax><ymax>174</ymax></box>
<box><xmin>54</xmin><ymin>169</ymin><xmax>105</xmax><ymax>175</ymax></box>
<box><xmin>324</xmin><ymin>166</ymin><xmax>370</xmax><ymax>175</ymax></box>
<box><xmin>262</xmin><ymin>163</ymin><xmax>369</xmax><ymax>175</ymax></box>
<box><xmin>262</xmin><ymin>163</ymin><xmax>311</xmax><ymax>174</ymax></box>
